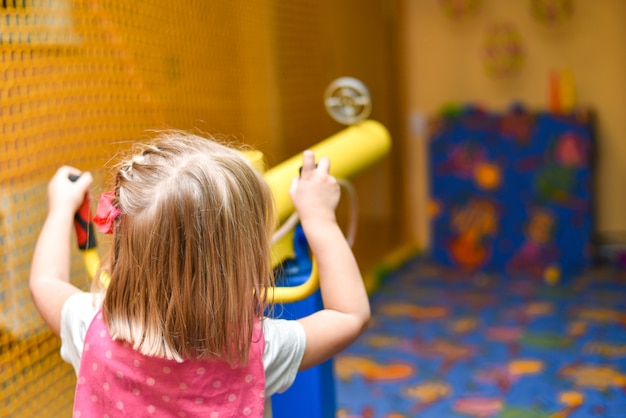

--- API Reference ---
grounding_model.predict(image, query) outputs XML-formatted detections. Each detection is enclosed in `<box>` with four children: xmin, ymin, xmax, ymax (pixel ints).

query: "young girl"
<box><xmin>29</xmin><ymin>131</ymin><xmax>371</xmax><ymax>417</ymax></box>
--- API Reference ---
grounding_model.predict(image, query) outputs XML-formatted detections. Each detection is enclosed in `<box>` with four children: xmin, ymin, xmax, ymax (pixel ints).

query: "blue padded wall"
<box><xmin>429</xmin><ymin>105</ymin><xmax>594</xmax><ymax>279</ymax></box>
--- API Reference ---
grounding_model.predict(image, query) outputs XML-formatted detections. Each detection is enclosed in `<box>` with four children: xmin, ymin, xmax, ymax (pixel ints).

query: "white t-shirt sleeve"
<box><xmin>262</xmin><ymin>318</ymin><xmax>306</xmax><ymax>396</ymax></box>
<box><xmin>59</xmin><ymin>292</ymin><xmax>100</xmax><ymax>375</ymax></box>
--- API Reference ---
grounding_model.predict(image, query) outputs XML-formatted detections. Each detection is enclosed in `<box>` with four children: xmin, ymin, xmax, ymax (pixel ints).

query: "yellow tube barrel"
<box><xmin>264</xmin><ymin>120</ymin><xmax>391</xmax><ymax>222</ymax></box>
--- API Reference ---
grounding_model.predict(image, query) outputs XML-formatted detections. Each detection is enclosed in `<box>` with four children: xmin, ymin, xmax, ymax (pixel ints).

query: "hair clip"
<box><xmin>93</xmin><ymin>191</ymin><xmax>121</xmax><ymax>234</ymax></box>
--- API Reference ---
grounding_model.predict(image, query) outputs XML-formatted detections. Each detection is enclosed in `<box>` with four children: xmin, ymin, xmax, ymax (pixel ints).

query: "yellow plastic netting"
<box><xmin>0</xmin><ymin>1</ymin><xmax>394</xmax><ymax>416</ymax></box>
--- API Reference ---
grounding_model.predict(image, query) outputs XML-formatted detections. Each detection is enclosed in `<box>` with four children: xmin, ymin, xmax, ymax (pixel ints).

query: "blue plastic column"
<box><xmin>270</xmin><ymin>226</ymin><xmax>337</xmax><ymax>418</ymax></box>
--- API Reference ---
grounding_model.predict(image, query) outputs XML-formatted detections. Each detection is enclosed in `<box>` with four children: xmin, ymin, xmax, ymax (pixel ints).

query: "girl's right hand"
<box><xmin>47</xmin><ymin>166</ymin><xmax>93</xmax><ymax>215</ymax></box>
<box><xmin>289</xmin><ymin>150</ymin><xmax>340</xmax><ymax>225</ymax></box>
<box><xmin>29</xmin><ymin>166</ymin><xmax>93</xmax><ymax>337</ymax></box>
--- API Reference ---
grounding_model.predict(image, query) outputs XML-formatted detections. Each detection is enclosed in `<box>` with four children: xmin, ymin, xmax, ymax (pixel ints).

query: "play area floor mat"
<box><xmin>335</xmin><ymin>258</ymin><xmax>626</xmax><ymax>418</ymax></box>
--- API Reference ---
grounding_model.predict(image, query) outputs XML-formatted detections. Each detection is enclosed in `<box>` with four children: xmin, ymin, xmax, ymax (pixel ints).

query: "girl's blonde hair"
<box><xmin>102</xmin><ymin>131</ymin><xmax>275</xmax><ymax>365</ymax></box>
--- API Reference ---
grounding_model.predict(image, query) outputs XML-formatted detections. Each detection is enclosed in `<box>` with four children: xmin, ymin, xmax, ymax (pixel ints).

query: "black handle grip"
<box><xmin>69</xmin><ymin>174</ymin><xmax>97</xmax><ymax>250</ymax></box>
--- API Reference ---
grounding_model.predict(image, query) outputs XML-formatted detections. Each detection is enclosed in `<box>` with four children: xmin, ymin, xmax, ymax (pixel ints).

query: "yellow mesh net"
<box><xmin>0</xmin><ymin>1</ymin><xmax>394</xmax><ymax>415</ymax></box>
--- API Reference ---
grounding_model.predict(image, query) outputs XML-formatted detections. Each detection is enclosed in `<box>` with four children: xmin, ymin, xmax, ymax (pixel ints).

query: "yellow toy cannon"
<box><xmin>75</xmin><ymin>119</ymin><xmax>391</xmax><ymax>303</ymax></box>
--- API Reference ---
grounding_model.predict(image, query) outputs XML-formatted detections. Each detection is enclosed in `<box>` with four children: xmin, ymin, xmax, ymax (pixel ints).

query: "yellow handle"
<box><xmin>267</xmin><ymin>260</ymin><xmax>319</xmax><ymax>304</ymax></box>
<box><xmin>83</xmin><ymin>249</ymin><xmax>107</xmax><ymax>286</ymax></box>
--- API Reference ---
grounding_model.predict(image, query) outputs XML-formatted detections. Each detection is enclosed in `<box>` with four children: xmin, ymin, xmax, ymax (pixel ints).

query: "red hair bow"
<box><xmin>93</xmin><ymin>191</ymin><xmax>121</xmax><ymax>234</ymax></box>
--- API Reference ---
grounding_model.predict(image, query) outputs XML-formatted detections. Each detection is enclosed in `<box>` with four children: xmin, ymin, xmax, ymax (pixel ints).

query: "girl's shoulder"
<box><xmin>261</xmin><ymin>317</ymin><xmax>306</xmax><ymax>396</ymax></box>
<box><xmin>59</xmin><ymin>292</ymin><xmax>102</xmax><ymax>374</ymax></box>
<box><xmin>262</xmin><ymin>317</ymin><xmax>305</xmax><ymax>345</ymax></box>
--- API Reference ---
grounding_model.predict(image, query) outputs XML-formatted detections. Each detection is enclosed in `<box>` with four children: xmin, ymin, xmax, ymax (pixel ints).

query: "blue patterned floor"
<box><xmin>335</xmin><ymin>259</ymin><xmax>626</xmax><ymax>418</ymax></box>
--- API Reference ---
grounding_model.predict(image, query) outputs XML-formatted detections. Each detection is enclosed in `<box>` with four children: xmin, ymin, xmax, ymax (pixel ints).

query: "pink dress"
<box><xmin>73</xmin><ymin>310</ymin><xmax>265</xmax><ymax>418</ymax></box>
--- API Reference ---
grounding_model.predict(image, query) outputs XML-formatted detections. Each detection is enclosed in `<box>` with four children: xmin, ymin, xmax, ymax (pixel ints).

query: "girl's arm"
<box><xmin>290</xmin><ymin>150</ymin><xmax>371</xmax><ymax>371</ymax></box>
<box><xmin>29</xmin><ymin>166</ymin><xmax>93</xmax><ymax>336</ymax></box>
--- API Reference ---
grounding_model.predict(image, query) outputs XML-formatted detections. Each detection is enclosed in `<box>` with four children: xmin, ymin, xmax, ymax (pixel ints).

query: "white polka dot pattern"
<box><xmin>72</xmin><ymin>310</ymin><xmax>265</xmax><ymax>417</ymax></box>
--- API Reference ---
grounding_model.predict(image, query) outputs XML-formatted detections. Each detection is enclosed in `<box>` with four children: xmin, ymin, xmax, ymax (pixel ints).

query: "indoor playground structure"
<box><xmin>3</xmin><ymin>1</ymin><xmax>626</xmax><ymax>418</ymax></box>
<box><xmin>0</xmin><ymin>2</ymin><xmax>396</xmax><ymax>417</ymax></box>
